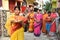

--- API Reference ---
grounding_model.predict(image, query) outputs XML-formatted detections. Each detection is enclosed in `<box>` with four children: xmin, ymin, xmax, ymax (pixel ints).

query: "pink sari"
<box><xmin>34</xmin><ymin>13</ymin><xmax>43</xmax><ymax>36</ymax></box>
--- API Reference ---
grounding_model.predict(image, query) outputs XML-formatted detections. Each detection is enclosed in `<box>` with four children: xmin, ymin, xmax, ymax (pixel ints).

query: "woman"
<box><xmin>34</xmin><ymin>9</ymin><xmax>43</xmax><ymax>37</ymax></box>
<box><xmin>49</xmin><ymin>10</ymin><xmax>57</xmax><ymax>36</ymax></box>
<box><xmin>42</xmin><ymin>10</ymin><xmax>48</xmax><ymax>34</ymax></box>
<box><xmin>5</xmin><ymin>6</ymin><xmax>27</xmax><ymax>40</ymax></box>
<box><xmin>45</xmin><ymin>11</ymin><xmax>52</xmax><ymax>35</ymax></box>
<box><xmin>28</xmin><ymin>7</ymin><xmax>34</xmax><ymax>32</ymax></box>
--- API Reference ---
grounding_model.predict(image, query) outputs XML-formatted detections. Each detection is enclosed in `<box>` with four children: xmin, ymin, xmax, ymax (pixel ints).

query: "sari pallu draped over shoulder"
<box><xmin>11</xmin><ymin>15</ymin><xmax>27</xmax><ymax>35</ymax></box>
<box><xmin>5</xmin><ymin>14</ymin><xmax>27</xmax><ymax>40</ymax></box>
<box><xmin>28</xmin><ymin>12</ymin><xmax>35</xmax><ymax>32</ymax></box>
<box><xmin>34</xmin><ymin>13</ymin><xmax>43</xmax><ymax>36</ymax></box>
<box><xmin>42</xmin><ymin>13</ymin><xmax>48</xmax><ymax>33</ymax></box>
<box><xmin>50</xmin><ymin>13</ymin><xmax>57</xmax><ymax>32</ymax></box>
<box><xmin>49</xmin><ymin>13</ymin><xmax>57</xmax><ymax>36</ymax></box>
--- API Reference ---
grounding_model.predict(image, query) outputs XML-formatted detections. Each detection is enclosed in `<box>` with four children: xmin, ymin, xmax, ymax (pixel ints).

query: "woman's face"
<box><xmin>44</xmin><ymin>10</ymin><xmax>46</xmax><ymax>13</ymax></box>
<box><xmin>37</xmin><ymin>10</ymin><xmax>40</xmax><ymax>13</ymax></box>
<box><xmin>14</xmin><ymin>8</ymin><xmax>20</xmax><ymax>15</ymax></box>
<box><xmin>48</xmin><ymin>13</ymin><xmax>51</xmax><ymax>16</ymax></box>
<box><xmin>30</xmin><ymin>7</ymin><xmax>34</xmax><ymax>11</ymax></box>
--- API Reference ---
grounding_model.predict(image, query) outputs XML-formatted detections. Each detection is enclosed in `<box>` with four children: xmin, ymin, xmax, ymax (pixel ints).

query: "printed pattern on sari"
<box><xmin>34</xmin><ymin>13</ymin><xmax>43</xmax><ymax>36</ymax></box>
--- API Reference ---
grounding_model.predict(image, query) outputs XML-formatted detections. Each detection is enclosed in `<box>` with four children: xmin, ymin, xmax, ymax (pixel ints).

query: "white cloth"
<box><xmin>19</xmin><ymin>13</ymin><xmax>23</xmax><ymax>16</ymax></box>
<box><xmin>49</xmin><ymin>32</ymin><xmax>55</xmax><ymax>36</ymax></box>
<box><xmin>55</xmin><ymin>13</ymin><xmax>59</xmax><ymax>33</ymax></box>
<box><xmin>0</xmin><ymin>7</ymin><xmax>4</xmax><ymax>10</ymax></box>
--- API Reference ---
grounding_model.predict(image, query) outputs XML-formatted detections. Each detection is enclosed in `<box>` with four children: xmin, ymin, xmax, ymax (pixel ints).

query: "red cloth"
<box><xmin>11</xmin><ymin>23</ymin><xmax>22</xmax><ymax>35</ymax></box>
<box><xmin>50</xmin><ymin>13</ymin><xmax>57</xmax><ymax>18</ymax></box>
<box><xmin>50</xmin><ymin>13</ymin><xmax>57</xmax><ymax>32</ymax></box>
<box><xmin>21</xmin><ymin>6</ymin><xmax>26</xmax><ymax>13</ymax></box>
<box><xmin>46</xmin><ymin>17</ymin><xmax>52</xmax><ymax>22</ymax></box>
<box><xmin>50</xmin><ymin>22</ymin><xmax>56</xmax><ymax>32</ymax></box>
<box><xmin>11</xmin><ymin>16</ymin><xmax>27</xmax><ymax>35</ymax></box>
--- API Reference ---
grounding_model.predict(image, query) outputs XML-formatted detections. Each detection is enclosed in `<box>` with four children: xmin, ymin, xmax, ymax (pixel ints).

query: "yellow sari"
<box><xmin>5</xmin><ymin>14</ymin><xmax>26</xmax><ymax>40</ymax></box>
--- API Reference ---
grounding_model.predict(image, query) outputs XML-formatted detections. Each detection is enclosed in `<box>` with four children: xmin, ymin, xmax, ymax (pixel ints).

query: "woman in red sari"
<box><xmin>49</xmin><ymin>10</ymin><xmax>57</xmax><ymax>36</ymax></box>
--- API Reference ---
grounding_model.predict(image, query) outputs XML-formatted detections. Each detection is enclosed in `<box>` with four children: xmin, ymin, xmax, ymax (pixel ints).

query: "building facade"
<box><xmin>57</xmin><ymin>0</ymin><xmax>60</xmax><ymax>16</ymax></box>
<box><xmin>57</xmin><ymin>0</ymin><xmax>60</xmax><ymax>8</ymax></box>
<box><xmin>35</xmin><ymin>0</ymin><xmax>43</xmax><ymax>9</ymax></box>
<box><xmin>1</xmin><ymin>0</ymin><xmax>27</xmax><ymax>12</ymax></box>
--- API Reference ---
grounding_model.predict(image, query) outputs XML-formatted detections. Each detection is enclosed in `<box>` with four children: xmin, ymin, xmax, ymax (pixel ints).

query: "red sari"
<box><xmin>50</xmin><ymin>13</ymin><xmax>57</xmax><ymax>32</ymax></box>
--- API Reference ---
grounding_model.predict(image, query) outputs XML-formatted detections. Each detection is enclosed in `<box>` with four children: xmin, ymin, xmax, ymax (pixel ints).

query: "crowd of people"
<box><xmin>5</xmin><ymin>5</ymin><xmax>60</xmax><ymax>40</ymax></box>
<box><xmin>23</xmin><ymin>5</ymin><xmax>59</xmax><ymax>37</ymax></box>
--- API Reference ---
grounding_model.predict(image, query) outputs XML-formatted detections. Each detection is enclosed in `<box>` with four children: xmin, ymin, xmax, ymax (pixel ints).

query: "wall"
<box><xmin>52</xmin><ymin>0</ymin><xmax>57</xmax><ymax>8</ymax></box>
<box><xmin>2</xmin><ymin>0</ymin><xmax>11</xmax><ymax>20</ymax></box>
<box><xmin>0</xmin><ymin>0</ymin><xmax>2</xmax><ymax>7</ymax></box>
<box><xmin>52</xmin><ymin>2</ymin><xmax>57</xmax><ymax>8</ymax></box>
<box><xmin>57</xmin><ymin>0</ymin><xmax>60</xmax><ymax>8</ymax></box>
<box><xmin>2</xmin><ymin>0</ymin><xmax>9</xmax><ymax>10</ymax></box>
<box><xmin>52</xmin><ymin>0</ymin><xmax>57</xmax><ymax>2</ymax></box>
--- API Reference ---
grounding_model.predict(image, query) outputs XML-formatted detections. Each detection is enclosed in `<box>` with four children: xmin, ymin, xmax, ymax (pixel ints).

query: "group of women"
<box><xmin>26</xmin><ymin>6</ymin><xmax>58</xmax><ymax>37</ymax></box>
<box><xmin>5</xmin><ymin>6</ymin><xmax>59</xmax><ymax>40</ymax></box>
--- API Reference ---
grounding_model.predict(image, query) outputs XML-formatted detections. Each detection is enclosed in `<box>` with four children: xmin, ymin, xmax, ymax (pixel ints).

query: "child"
<box><xmin>45</xmin><ymin>11</ymin><xmax>52</xmax><ymax>36</ymax></box>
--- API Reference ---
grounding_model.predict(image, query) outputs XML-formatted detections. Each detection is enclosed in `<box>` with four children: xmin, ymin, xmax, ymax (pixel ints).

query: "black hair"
<box><xmin>14</xmin><ymin>6</ymin><xmax>20</xmax><ymax>10</ymax></box>
<box><xmin>29</xmin><ymin>5</ymin><xmax>34</xmax><ymax>8</ymax></box>
<box><xmin>48</xmin><ymin>11</ymin><xmax>51</xmax><ymax>14</ymax></box>
<box><xmin>37</xmin><ymin>8</ymin><xmax>41</xmax><ymax>11</ymax></box>
<box><xmin>38</xmin><ymin>9</ymin><xmax>41</xmax><ymax>11</ymax></box>
<box><xmin>34</xmin><ymin>8</ymin><xmax>38</xmax><ymax>12</ymax></box>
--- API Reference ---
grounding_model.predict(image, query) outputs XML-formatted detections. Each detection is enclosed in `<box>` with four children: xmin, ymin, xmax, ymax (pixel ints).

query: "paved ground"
<box><xmin>0</xmin><ymin>32</ymin><xmax>58</xmax><ymax>40</ymax></box>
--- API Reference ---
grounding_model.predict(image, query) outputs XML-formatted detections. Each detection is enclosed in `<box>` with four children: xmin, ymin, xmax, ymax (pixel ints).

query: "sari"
<box><xmin>50</xmin><ymin>13</ymin><xmax>57</xmax><ymax>32</ymax></box>
<box><xmin>49</xmin><ymin>13</ymin><xmax>57</xmax><ymax>36</ymax></box>
<box><xmin>42</xmin><ymin>13</ymin><xmax>48</xmax><ymax>33</ymax></box>
<box><xmin>5</xmin><ymin>14</ymin><xmax>27</xmax><ymax>40</ymax></box>
<box><xmin>34</xmin><ymin>13</ymin><xmax>43</xmax><ymax>36</ymax></box>
<box><xmin>28</xmin><ymin>12</ymin><xmax>34</xmax><ymax>32</ymax></box>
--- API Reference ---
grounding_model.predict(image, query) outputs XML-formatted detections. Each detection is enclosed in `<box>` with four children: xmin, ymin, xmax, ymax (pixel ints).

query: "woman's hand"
<box><xmin>36</xmin><ymin>20</ymin><xmax>40</xmax><ymax>23</ymax></box>
<box><xmin>11</xmin><ymin>20</ymin><xmax>22</xmax><ymax>23</ymax></box>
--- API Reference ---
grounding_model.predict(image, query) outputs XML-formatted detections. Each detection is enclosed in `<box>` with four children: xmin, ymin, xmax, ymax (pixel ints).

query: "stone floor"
<box><xmin>0</xmin><ymin>32</ymin><xmax>58</xmax><ymax>40</ymax></box>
